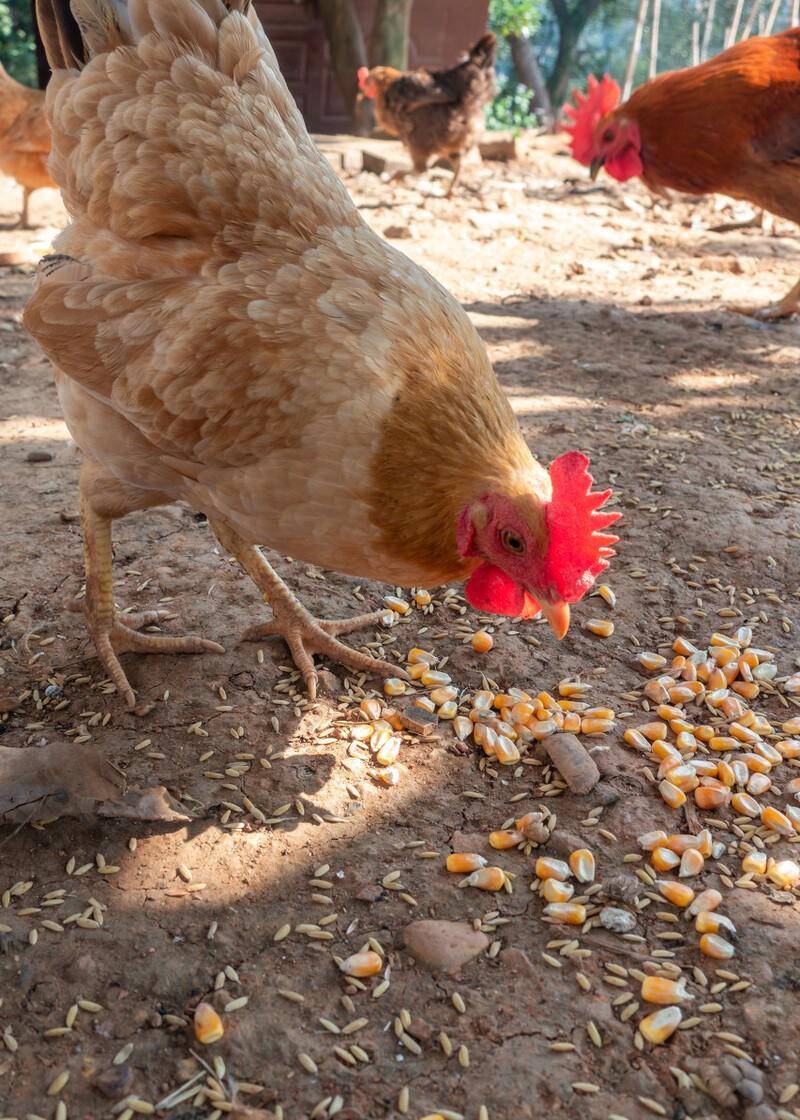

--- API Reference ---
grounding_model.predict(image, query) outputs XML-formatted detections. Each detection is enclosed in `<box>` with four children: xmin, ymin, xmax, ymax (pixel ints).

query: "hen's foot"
<box><xmin>83</xmin><ymin>607</ymin><xmax>223</xmax><ymax>712</ymax></box>
<box><xmin>727</xmin><ymin>277</ymin><xmax>800</xmax><ymax>321</ymax></box>
<box><xmin>210</xmin><ymin>518</ymin><xmax>408</xmax><ymax>700</ymax></box>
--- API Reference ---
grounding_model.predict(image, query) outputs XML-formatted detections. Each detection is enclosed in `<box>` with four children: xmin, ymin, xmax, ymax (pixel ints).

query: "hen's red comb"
<box><xmin>563</xmin><ymin>74</ymin><xmax>621</xmax><ymax>165</ymax></box>
<box><xmin>357</xmin><ymin>65</ymin><xmax>370</xmax><ymax>90</ymax></box>
<box><xmin>544</xmin><ymin>451</ymin><xmax>621</xmax><ymax>603</ymax></box>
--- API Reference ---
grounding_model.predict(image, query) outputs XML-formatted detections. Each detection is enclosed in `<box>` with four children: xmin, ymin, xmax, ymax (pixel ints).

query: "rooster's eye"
<box><xmin>501</xmin><ymin>528</ymin><xmax>525</xmax><ymax>555</ymax></box>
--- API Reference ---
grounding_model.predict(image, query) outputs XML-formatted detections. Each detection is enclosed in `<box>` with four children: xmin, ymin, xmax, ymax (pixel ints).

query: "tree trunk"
<box><xmin>548</xmin><ymin>0</ymin><xmax>604</xmax><ymax>106</ymax></box>
<box><xmin>509</xmin><ymin>33</ymin><xmax>554</xmax><ymax>129</ymax></box>
<box><xmin>318</xmin><ymin>0</ymin><xmax>370</xmax><ymax>132</ymax></box>
<box><xmin>370</xmin><ymin>0</ymin><xmax>413</xmax><ymax>69</ymax></box>
<box><xmin>648</xmin><ymin>0</ymin><xmax>661</xmax><ymax>77</ymax></box>
<box><xmin>623</xmin><ymin>0</ymin><xmax>649</xmax><ymax>99</ymax></box>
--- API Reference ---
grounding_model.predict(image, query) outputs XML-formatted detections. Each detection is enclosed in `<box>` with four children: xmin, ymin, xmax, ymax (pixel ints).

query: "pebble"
<box><xmin>403</xmin><ymin>920</ymin><xmax>488</xmax><ymax>973</ymax></box>
<box><xmin>599</xmin><ymin>906</ymin><xmax>637</xmax><ymax>933</ymax></box>
<box><xmin>26</xmin><ymin>449</ymin><xmax>54</xmax><ymax>462</ymax></box>
<box><xmin>383</xmin><ymin>224</ymin><xmax>412</xmax><ymax>239</ymax></box>
<box><xmin>93</xmin><ymin>1064</ymin><xmax>134</xmax><ymax>1100</ymax></box>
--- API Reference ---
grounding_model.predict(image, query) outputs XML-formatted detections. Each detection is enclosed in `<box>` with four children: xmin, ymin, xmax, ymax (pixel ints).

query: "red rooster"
<box><xmin>565</xmin><ymin>31</ymin><xmax>800</xmax><ymax>319</ymax></box>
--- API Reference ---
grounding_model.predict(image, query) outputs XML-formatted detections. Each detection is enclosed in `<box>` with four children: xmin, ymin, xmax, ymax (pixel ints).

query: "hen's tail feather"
<box><xmin>35</xmin><ymin>0</ymin><xmax>88</xmax><ymax>71</ymax></box>
<box><xmin>469</xmin><ymin>32</ymin><xmax>497</xmax><ymax>71</ymax></box>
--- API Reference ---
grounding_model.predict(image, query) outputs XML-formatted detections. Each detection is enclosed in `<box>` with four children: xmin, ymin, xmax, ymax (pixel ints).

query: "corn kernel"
<box><xmin>785</xmin><ymin>673</ymin><xmax>800</xmax><ymax>694</ymax></box>
<box><xmin>340</xmin><ymin>950</ymin><xmax>383</xmax><ymax>977</ymax></box>
<box><xmin>408</xmin><ymin>662</ymin><xmax>428</xmax><ymax>679</ymax></box>
<box><xmin>654</xmin><ymin>742</ymin><xmax>682</xmax><ymax>767</ymax></box>
<box><xmin>530</xmin><ymin>719</ymin><xmax>557</xmax><ymax>740</ymax></box>
<box><xmin>663</xmin><ymin>833</ymin><xmax>701</xmax><ymax>854</ymax></box>
<box><xmin>777</xmin><ymin>739</ymin><xmax>800</xmax><ymax>759</ymax></box>
<box><xmin>559</xmin><ymin>680</ymin><xmax>591</xmax><ymax>697</ymax></box>
<box><xmin>639</xmin><ymin>1006</ymin><xmax>682</xmax><ymax>1045</ymax></box>
<box><xmin>699</xmin><ymin>933</ymin><xmax>735</xmax><ymax>960</ymax></box>
<box><xmin>489</xmin><ymin>830</ymin><xmax>524</xmax><ymax>850</ymax></box>
<box><xmin>657</xmin><ymin>880</ymin><xmax>695</xmax><ymax>907</ymax></box>
<box><xmin>375</xmin><ymin>736</ymin><xmax>401</xmax><ymax>767</ymax></box>
<box><xmin>437</xmin><ymin>701</ymin><xmax>457</xmax><ymax>721</ymax></box>
<box><xmin>754</xmin><ymin>740</ymin><xmax>783</xmax><ymax>766</ymax></box>
<box><xmin>640</xmin><ymin>722</ymin><xmax>668</xmax><ymax>741</ymax></box>
<box><xmin>494</xmin><ymin>736</ymin><xmax>521</xmax><ymax>765</ymax></box>
<box><xmin>535</xmin><ymin>856</ymin><xmax>571</xmax><ymax>881</ymax></box>
<box><xmin>461</xmin><ymin>867</ymin><xmax>506</xmax><ymax>891</ymax></box>
<box><xmin>644</xmin><ymin>679</ymin><xmax>671</xmax><ymax>704</ymax></box>
<box><xmin>194</xmin><ymin>1002</ymin><xmax>224</xmax><ymax>1045</ymax></box>
<box><xmin>761</xmin><ymin>806</ymin><xmax>795</xmax><ymax>836</ymax></box>
<box><xmin>679</xmin><ymin>849</ymin><xmax>704</xmax><ymax>878</ymax></box>
<box><xmin>783</xmin><ymin>718</ymin><xmax>800</xmax><ymax>735</ymax></box>
<box><xmin>695</xmin><ymin>911</ymin><xmax>736</xmax><ymax>936</ymax></box>
<box><xmin>694</xmin><ymin>786</ymin><xmax>729</xmax><ymax>810</ymax></box>
<box><xmin>741</xmin><ymin>851</ymin><xmax>767</xmax><ymax>875</ymax></box>
<box><xmin>383</xmin><ymin>678</ymin><xmax>407</xmax><ymax>697</ymax></box>
<box><xmin>414</xmin><ymin>696</ymin><xmax>436</xmax><ymax>713</ymax></box>
<box><xmin>414</xmin><ymin>590</ymin><xmax>432</xmax><ymax>607</ymax></box>
<box><xmin>378</xmin><ymin>765</ymin><xmax>401</xmax><ymax>786</ymax></box>
<box><xmin>746</xmin><ymin>773</ymin><xmax>771</xmax><ymax>796</ymax></box>
<box><xmin>709</xmin><ymin>736</ymin><xmax>737</xmax><ymax>752</ymax></box>
<box><xmin>691</xmin><ymin>759</ymin><xmax>719</xmax><ymax>776</ymax></box>
<box><xmin>717</xmin><ymin>761</ymin><xmax>735</xmax><ymax>788</ymax></box>
<box><xmin>430</xmin><ymin>686</ymin><xmax>458</xmax><ymax>705</ymax></box>
<box><xmin>786</xmin><ymin>806</ymin><xmax>800</xmax><ymax>830</ymax></box>
<box><xmin>470</xmin><ymin>630</ymin><xmax>494</xmax><ymax>654</ymax></box>
<box><xmin>731</xmin><ymin>792</ymin><xmax>761</xmax><ymax>818</ymax></box>
<box><xmin>659</xmin><ymin>780</ymin><xmax>686</xmax><ymax>809</ymax></box>
<box><xmin>638</xmin><ymin>651</ymin><xmax>667</xmax><ymax>671</ymax></box>
<box><xmin>696</xmin><ymin>828</ymin><xmax>713</xmax><ymax>856</ymax></box>
<box><xmin>638</xmin><ymin>830</ymin><xmax>669</xmax><ymax>851</ymax></box>
<box><xmin>446</xmin><ymin>853</ymin><xmax>487</xmax><ymax>873</ymax></box>
<box><xmin>651</xmin><ymin>847</ymin><xmax>680</xmax><ymax>872</ymax></box>
<box><xmin>675</xmin><ymin>731</ymin><xmax>698</xmax><ymax>752</ymax></box>
<box><xmin>666</xmin><ymin>765</ymin><xmax>699</xmax><ymax>792</ymax></box>
<box><xmin>672</xmin><ymin>637</ymin><xmax>697</xmax><ymax>656</ymax></box>
<box><xmin>732</xmin><ymin>681</ymin><xmax>759</xmax><ymax>700</ymax></box>
<box><xmin>569</xmin><ymin>849</ymin><xmax>595</xmax><ymax>883</ymax></box>
<box><xmin>384</xmin><ymin>595</ymin><xmax>410</xmax><ymax>615</ymax></box>
<box><xmin>687</xmin><ymin>888</ymin><xmax>722</xmax><ymax>916</ymax></box>
<box><xmin>585</xmin><ymin>619</ymin><xmax>614</xmax><ymax>637</ymax></box>
<box><xmin>581</xmin><ymin>717</ymin><xmax>614</xmax><ymax>735</ymax></box>
<box><xmin>543</xmin><ymin>902</ymin><xmax>586</xmax><ymax>925</ymax></box>
<box><xmin>542</xmin><ymin>878</ymin><xmax>574</xmax><ymax>903</ymax></box>
<box><xmin>767</xmin><ymin>859</ymin><xmax>800</xmax><ymax>887</ymax></box>
<box><xmin>422</xmin><ymin>670</ymin><xmax>451</xmax><ymax>688</ymax></box>
<box><xmin>359</xmin><ymin>698</ymin><xmax>382</xmax><ymax>720</ymax></box>
<box><xmin>597</xmin><ymin>583</ymin><xmax>616</xmax><ymax>607</ymax></box>
<box><xmin>641</xmin><ymin>977</ymin><xmax>692</xmax><ymax>1005</ymax></box>
<box><xmin>453</xmin><ymin>716</ymin><xmax>473</xmax><ymax>741</ymax></box>
<box><xmin>624</xmin><ymin>729</ymin><xmax>651</xmax><ymax>752</ymax></box>
<box><xmin>471</xmin><ymin>690</ymin><xmax>494</xmax><ymax>710</ymax></box>
<box><xmin>563</xmin><ymin>712</ymin><xmax>582</xmax><ymax>733</ymax></box>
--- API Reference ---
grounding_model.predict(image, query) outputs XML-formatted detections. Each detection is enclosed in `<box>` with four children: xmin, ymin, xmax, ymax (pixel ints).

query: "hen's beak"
<box><xmin>540</xmin><ymin>599</ymin><xmax>571</xmax><ymax>641</ymax></box>
<box><xmin>589</xmin><ymin>158</ymin><xmax>603</xmax><ymax>181</ymax></box>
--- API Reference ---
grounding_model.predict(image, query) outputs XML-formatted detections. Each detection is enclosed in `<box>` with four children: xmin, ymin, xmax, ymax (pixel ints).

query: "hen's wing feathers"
<box><xmin>752</xmin><ymin>105</ymin><xmax>800</xmax><ymax>164</ymax></box>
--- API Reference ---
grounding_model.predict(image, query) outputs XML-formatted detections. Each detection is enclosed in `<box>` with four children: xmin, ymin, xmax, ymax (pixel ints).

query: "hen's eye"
<box><xmin>602</xmin><ymin>129</ymin><xmax>614</xmax><ymax>143</ymax></box>
<box><xmin>501</xmin><ymin>528</ymin><xmax>525</xmax><ymax>554</ymax></box>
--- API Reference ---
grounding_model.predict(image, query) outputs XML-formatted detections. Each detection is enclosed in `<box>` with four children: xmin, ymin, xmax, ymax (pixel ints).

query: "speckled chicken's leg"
<box><xmin>210</xmin><ymin>519</ymin><xmax>409</xmax><ymax>701</ymax></box>
<box><xmin>77</xmin><ymin>460</ymin><xmax>224</xmax><ymax>712</ymax></box>
<box><xmin>728</xmin><ymin>277</ymin><xmax>800</xmax><ymax>321</ymax></box>
<box><xmin>445</xmin><ymin>154</ymin><xmax>463</xmax><ymax>198</ymax></box>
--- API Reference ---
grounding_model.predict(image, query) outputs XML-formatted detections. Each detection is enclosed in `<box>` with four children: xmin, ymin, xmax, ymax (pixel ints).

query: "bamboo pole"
<box><xmin>700</xmin><ymin>0</ymin><xmax>717</xmax><ymax>58</ymax></box>
<box><xmin>728</xmin><ymin>0</ymin><xmax>747</xmax><ymax>39</ymax></box>
<box><xmin>764</xmin><ymin>0</ymin><xmax>783</xmax><ymax>34</ymax></box>
<box><xmin>648</xmin><ymin>0</ymin><xmax>662</xmax><ymax>77</ymax></box>
<box><xmin>691</xmin><ymin>19</ymin><xmax>700</xmax><ymax>61</ymax></box>
<box><xmin>623</xmin><ymin>0</ymin><xmax>649</xmax><ymax>99</ymax></box>
<box><xmin>791</xmin><ymin>0</ymin><xmax>799</xmax><ymax>25</ymax></box>
<box><xmin>740</xmin><ymin>0</ymin><xmax>764</xmax><ymax>38</ymax></box>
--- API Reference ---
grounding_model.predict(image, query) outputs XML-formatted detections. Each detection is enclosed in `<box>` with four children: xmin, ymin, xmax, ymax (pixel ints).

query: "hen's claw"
<box><xmin>242</xmin><ymin>609</ymin><xmax>408</xmax><ymax>701</ymax></box>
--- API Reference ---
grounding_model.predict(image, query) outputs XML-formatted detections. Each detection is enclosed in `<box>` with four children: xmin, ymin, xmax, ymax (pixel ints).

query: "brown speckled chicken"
<box><xmin>25</xmin><ymin>0</ymin><xmax>618</xmax><ymax>712</ymax></box>
<box><xmin>0</xmin><ymin>62</ymin><xmax>54</xmax><ymax>227</ymax></box>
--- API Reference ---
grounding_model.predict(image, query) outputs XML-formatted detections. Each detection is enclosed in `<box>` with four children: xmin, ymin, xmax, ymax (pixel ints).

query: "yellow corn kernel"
<box><xmin>640</xmin><ymin>722</ymin><xmax>669</xmax><ymax>742</ymax></box>
<box><xmin>741</xmin><ymin>752</ymin><xmax>771</xmax><ymax>774</ymax></box>
<box><xmin>657</xmin><ymin>880</ymin><xmax>695</xmax><ymax>908</ymax></box>
<box><xmin>340</xmin><ymin>950</ymin><xmax>383</xmax><ymax>977</ymax></box>
<box><xmin>624</xmin><ymin>728</ymin><xmax>651</xmax><ymax>752</ymax></box>
<box><xmin>535</xmin><ymin>857</ymin><xmax>572</xmax><ymax>881</ymax></box>
<box><xmin>732</xmin><ymin>681</ymin><xmax>760</xmax><ymax>700</ymax></box>
<box><xmin>709</xmin><ymin>736</ymin><xmax>737</xmax><ymax>752</ymax></box>
<box><xmin>691</xmin><ymin>758</ymin><xmax>717</xmax><ymax>777</ymax></box>
<box><xmin>541</xmin><ymin>878</ymin><xmax>574</xmax><ymax>903</ymax></box>
<box><xmin>585</xmin><ymin>619</ymin><xmax>614</xmax><ymax>637</ymax></box>
<box><xmin>717</xmin><ymin>760</ymin><xmax>735</xmax><ymax>788</ymax></box>
<box><xmin>706</xmin><ymin>668</ymin><xmax>727</xmax><ymax>691</ymax></box>
<box><xmin>494</xmin><ymin>736</ymin><xmax>521</xmax><ymax>765</ymax></box>
<box><xmin>510</xmin><ymin>702</ymin><xmax>536</xmax><ymax>723</ymax></box>
<box><xmin>375</xmin><ymin>736</ymin><xmax>401</xmax><ymax>767</ymax></box>
<box><xmin>470</xmin><ymin>630</ymin><xmax>494</xmax><ymax>654</ymax></box>
<box><xmin>194</xmin><ymin>1002</ymin><xmax>224</xmax><ymax>1045</ymax></box>
<box><xmin>657</xmin><ymin>703</ymin><xmax>684</xmax><ymax>721</ymax></box>
<box><xmin>413</xmin><ymin>589</ymin><xmax>432</xmax><ymax>608</ymax></box>
<box><xmin>581</xmin><ymin>717</ymin><xmax>614</xmax><ymax>735</ymax></box>
<box><xmin>679</xmin><ymin>849</ymin><xmax>704</xmax><ymax>878</ymax></box>
<box><xmin>453</xmin><ymin>716</ymin><xmax>473</xmax><ymax>741</ymax></box>
<box><xmin>663</xmin><ymin>833</ymin><xmax>700</xmax><ymax>854</ymax></box>
<box><xmin>430</xmin><ymin>686</ymin><xmax>458</xmax><ymax>706</ymax></box>
<box><xmin>670</xmin><ymin>719</ymin><xmax>696</xmax><ymax>737</ymax></box>
<box><xmin>695</xmin><ymin>910</ymin><xmax>736</xmax><ymax>936</ymax></box>
<box><xmin>731</xmin><ymin>792</ymin><xmax>761</xmax><ymax>818</ymax></box>
<box><xmin>699</xmin><ymin>933</ymin><xmax>735</xmax><ymax>960</ymax></box>
<box><xmin>414</xmin><ymin>696</ymin><xmax>436</xmax><ymax>714</ymax></box>
<box><xmin>569</xmin><ymin>849</ymin><xmax>595</xmax><ymax>883</ymax></box>
<box><xmin>666</xmin><ymin>765</ymin><xmax>699</xmax><ymax>792</ymax></box>
<box><xmin>638</xmin><ymin>830</ymin><xmax>669</xmax><ymax>851</ymax></box>
<box><xmin>559</xmin><ymin>680</ymin><xmax>591</xmax><ymax>697</ymax></box>
<box><xmin>741</xmin><ymin>851</ymin><xmax>767</xmax><ymax>875</ymax></box>
<box><xmin>384</xmin><ymin>595</ymin><xmax>410</xmax><ymax>615</ymax></box>
<box><xmin>638</xmin><ymin>651</ymin><xmax>667</xmax><ymax>671</ymax></box>
<box><xmin>783</xmin><ymin>717</ymin><xmax>800</xmax><ymax>735</ymax></box>
<box><xmin>378</xmin><ymin>765</ymin><xmax>401</xmax><ymax>786</ymax></box>
<box><xmin>669</xmin><ymin>684</ymin><xmax>702</xmax><ymax>703</ymax></box>
<box><xmin>659</xmin><ymin>780</ymin><xmax>686</xmax><ymax>809</ymax></box>
<box><xmin>446</xmin><ymin>853</ymin><xmax>487</xmax><ymax>873</ymax></box>
<box><xmin>687</xmin><ymin>888</ymin><xmax>722</xmax><ymax>916</ymax></box>
<box><xmin>408</xmin><ymin>662</ymin><xmax>428</xmax><ymax>680</ymax></box>
<box><xmin>437</xmin><ymin>701</ymin><xmax>457</xmax><ymax>721</ymax></box>
<box><xmin>786</xmin><ymin>806</ymin><xmax>800</xmax><ymax>831</ymax></box>
<box><xmin>495</xmin><ymin>720</ymin><xmax>518</xmax><ymax>740</ymax></box>
<box><xmin>672</xmin><ymin>637</ymin><xmax>697</xmax><ymax>656</ymax></box>
<box><xmin>461</xmin><ymin>866</ymin><xmax>506</xmax><ymax>891</ymax></box>
<box><xmin>644</xmin><ymin>679</ymin><xmax>671</xmax><ymax>704</ymax></box>
<box><xmin>471</xmin><ymin>689</ymin><xmax>494</xmax><ymax>710</ymax></box>
<box><xmin>639</xmin><ymin>1006</ymin><xmax>682</xmax><ymax>1045</ymax></box>
<box><xmin>597</xmin><ymin>583</ymin><xmax>616</xmax><ymax>607</ymax></box>
<box><xmin>557</xmin><ymin>699</ymin><xmax>588</xmax><ymax>713</ymax></box>
<box><xmin>694</xmin><ymin>724</ymin><xmax>715</xmax><ymax>743</ymax></box>
<box><xmin>489</xmin><ymin>829</ymin><xmax>524</xmax><ymax>850</ymax></box>
<box><xmin>694</xmin><ymin>785</ymin><xmax>729</xmax><ymax>810</ymax></box>
<box><xmin>543</xmin><ymin>902</ymin><xmax>586</xmax><ymax>925</ymax></box>
<box><xmin>652</xmin><ymin>845</ymin><xmax>681</xmax><ymax>872</ymax></box>
<box><xmin>422</xmin><ymin>670</ymin><xmax>452</xmax><ymax>688</ymax></box>
<box><xmin>767</xmin><ymin>859</ymin><xmax>800</xmax><ymax>887</ymax></box>
<box><xmin>530</xmin><ymin>719</ymin><xmax>557</xmax><ymax>741</ymax></box>
<box><xmin>653</xmin><ymin>742</ymin><xmax>682</xmax><ymax>766</ymax></box>
<box><xmin>754</xmin><ymin>741</ymin><xmax>783</xmax><ymax>766</ymax></box>
<box><xmin>675</xmin><ymin>730</ymin><xmax>697</xmax><ymax>752</ymax></box>
<box><xmin>761</xmin><ymin>806</ymin><xmax>795</xmax><ymax>837</ymax></box>
<box><xmin>359</xmin><ymin>698</ymin><xmax>382</xmax><ymax>720</ymax></box>
<box><xmin>711</xmin><ymin>645</ymin><xmax>738</xmax><ymax>667</ymax></box>
<box><xmin>747</xmin><ymin>773</ymin><xmax>772</xmax><ymax>796</ymax></box>
<box><xmin>383</xmin><ymin>678</ymin><xmax>407</xmax><ymax>697</ymax></box>
<box><xmin>563</xmin><ymin>712</ymin><xmax>582</xmax><ymax>733</ymax></box>
<box><xmin>476</xmin><ymin>727</ymin><xmax>498</xmax><ymax>756</ymax></box>
<box><xmin>776</xmin><ymin>739</ymin><xmax>800</xmax><ymax>759</ymax></box>
<box><xmin>695</xmin><ymin>828</ymin><xmax>712</xmax><ymax>856</ymax></box>
<box><xmin>641</xmin><ymin>977</ymin><xmax>692</xmax><ymax>1006</ymax></box>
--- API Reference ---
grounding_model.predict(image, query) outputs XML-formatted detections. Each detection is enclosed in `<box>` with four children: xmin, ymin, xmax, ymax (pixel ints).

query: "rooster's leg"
<box><xmin>446</xmin><ymin>154</ymin><xmax>463</xmax><ymax>198</ymax></box>
<box><xmin>728</xmin><ymin>277</ymin><xmax>800</xmax><ymax>321</ymax></box>
<box><xmin>210</xmin><ymin>519</ymin><xmax>408</xmax><ymax>700</ymax></box>
<box><xmin>78</xmin><ymin>460</ymin><xmax>224</xmax><ymax>712</ymax></box>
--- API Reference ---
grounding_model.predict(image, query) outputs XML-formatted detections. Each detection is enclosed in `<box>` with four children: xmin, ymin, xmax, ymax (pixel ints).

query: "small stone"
<box><xmin>405</xmin><ymin>1017</ymin><xmax>432</xmax><ymax>1041</ymax></box>
<box><xmin>26</xmin><ymin>449</ymin><xmax>54</xmax><ymax>463</ymax></box>
<box><xmin>737</xmin><ymin>1080</ymin><xmax>764</xmax><ymax>1105</ymax></box>
<box><xmin>743</xmin><ymin>1106</ymin><xmax>776</xmax><ymax>1120</ymax></box>
<box><xmin>355</xmin><ymin>881</ymin><xmax>383</xmax><ymax>903</ymax></box>
<box><xmin>403</xmin><ymin>920</ymin><xmax>488</xmax><ymax>973</ymax></box>
<box><xmin>398</xmin><ymin>704</ymin><xmax>438</xmax><ymax>735</ymax></box>
<box><xmin>499</xmin><ymin>948</ymin><xmax>536</xmax><ymax>974</ymax></box>
<box><xmin>93</xmin><ymin>1064</ymin><xmax>134</xmax><ymax>1100</ymax></box>
<box><xmin>59</xmin><ymin>508</ymin><xmax>80</xmax><ymax>523</ymax></box>
<box><xmin>602</xmin><ymin>875</ymin><xmax>641</xmax><ymax>904</ymax></box>
<box><xmin>383</xmin><ymin>224</ymin><xmax>412</xmax><ymax>239</ymax></box>
<box><xmin>599</xmin><ymin>906</ymin><xmax>637</xmax><ymax>934</ymax></box>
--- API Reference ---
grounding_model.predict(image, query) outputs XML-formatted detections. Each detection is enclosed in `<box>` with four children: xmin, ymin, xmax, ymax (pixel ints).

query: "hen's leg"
<box><xmin>728</xmin><ymin>277</ymin><xmax>800</xmax><ymax>321</ymax></box>
<box><xmin>210</xmin><ymin>519</ymin><xmax>408</xmax><ymax>700</ymax></box>
<box><xmin>78</xmin><ymin>460</ymin><xmax>224</xmax><ymax>712</ymax></box>
<box><xmin>446</xmin><ymin>154</ymin><xmax>463</xmax><ymax>198</ymax></box>
<box><xmin>17</xmin><ymin>187</ymin><xmax>32</xmax><ymax>230</ymax></box>
<box><xmin>389</xmin><ymin>152</ymin><xmax>429</xmax><ymax>188</ymax></box>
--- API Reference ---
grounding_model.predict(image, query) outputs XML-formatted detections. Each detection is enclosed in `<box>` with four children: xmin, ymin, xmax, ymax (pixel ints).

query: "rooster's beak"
<box><xmin>540</xmin><ymin>599</ymin><xmax>571</xmax><ymax>641</ymax></box>
<box><xmin>589</xmin><ymin>158</ymin><xmax>603</xmax><ymax>181</ymax></box>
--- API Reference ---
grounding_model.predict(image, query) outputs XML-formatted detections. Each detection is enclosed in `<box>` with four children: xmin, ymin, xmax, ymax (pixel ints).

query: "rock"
<box><xmin>743</xmin><ymin>1106</ymin><xmax>776</xmax><ymax>1120</ymax></box>
<box><xmin>738</xmin><ymin>1080</ymin><xmax>764</xmax><ymax>1105</ymax></box>
<box><xmin>398</xmin><ymin>703</ymin><xmax>438</xmax><ymax>735</ymax></box>
<box><xmin>499</xmin><ymin>948</ymin><xmax>536</xmax><ymax>974</ymax></box>
<box><xmin>599</xmin><ymin>906</ymin><xmax>637</xmax><ymax>933</ymax></box>
<box><xmin>548</xmin><ymin>830</ymin><xmax>586</xmax><ymax>858</ymax></box>
<box><xmin>403</xmin><ymin>920</ymin><xmax>488</xmax><ymax>973</ymax></box>
<box><xmin>93</xmin><ymin>1063</ymin><xmax>134</xmax><ymax>1099</ymax></box>
<box><xmin>383</xmin><ymin>224</ymin><xmax>412</xmax><ymax>239</ymax></box>
<box><xmin>26</xmin><ymin>449</ymin><xmax>53</xmax><ymax>463</ymax></box>
<box><xmin>406</xmin><ymin>1017</ymin><xmax>432</xmax><ymax>1041</ymax></box>
<box><xmin>478</xmin><ymin>132</ymin><xmax>517</xmax><ymax>161</ymax></box>
<box><xmin>59</xmin><ymin>509</ymin><xmax>80</xmax><ymax>523</ymax></box>
<box><xmin>602</xmin><ymin>875</ymin><xmax>641</xmax><ymax>904</ymax></box>
<box><xmin>544</xmin><ymin>733</ymin><xmax>600</xmax><ymax>794</ymax></box>
<box><xmin>355</xmin><ymin>881</ymin><xmax>383</xmax><ymax>903</ymax></box>
<box><xmin>450</xmin><ymin>831</ymin><xmax>487</xmax><ymax>853</ymax></box>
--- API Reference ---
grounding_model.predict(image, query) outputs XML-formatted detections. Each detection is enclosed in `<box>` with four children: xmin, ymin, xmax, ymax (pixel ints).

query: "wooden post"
<box><xmin>764</xmin><ymin>0</ymin><xmax>783</xmax><ymax>33</ymax></box>
<box><xmin>369</xmin><ymin>0</ymin><xmax>414</xmax><ymax>69</ymax></box>
<box><xmin>623</xmin><ymin>0</ymin><xmax>649</xmax><ymax>99</ymax></box>
<box><xmin>700</xmin><ymin>0</ymin><xmax>716</xmax><ymax>59</ymax></box>
<box><xmin>691</xmin><ymin>19</ymin><xmax>700</xmax><ymax>62</ymax></box>
<box><xmin>740</xmin><ymin>0</ymin><xmax>765</xmax><ymax>37</ymax></box>
<box><xmin>318</xmin><ymin>0</ymin><xmax>370</xmax><ymax>131</ymax></box>
<box><xmin>648</xmin><ymin>0</ymin><xmax>662</xmax><ymax>77</ymax></box>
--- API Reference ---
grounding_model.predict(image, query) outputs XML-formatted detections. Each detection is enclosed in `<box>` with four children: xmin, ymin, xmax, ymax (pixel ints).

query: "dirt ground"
<box><xmin>1</xmin><ymin>133</ymin><xmax>799</xmax><ymax>1120</ymax></box>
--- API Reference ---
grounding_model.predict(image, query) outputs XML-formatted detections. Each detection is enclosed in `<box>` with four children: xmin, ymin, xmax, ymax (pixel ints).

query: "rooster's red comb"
<box><xmin>357</xmin><ymin>66</ymin><xmax>370</xmax><ymax>90</ymax></box>
<box><xmin>563</xmin><ymin>74</ymin><xmax>621</xmax><ymax>165</ymax></box>
<box><xmin>544</xmin><ymin>451</ymin><xmax>621</xmax><ymax>603</ymax></box>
